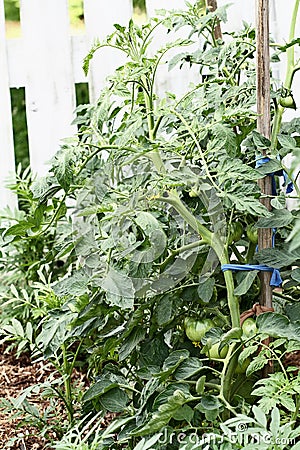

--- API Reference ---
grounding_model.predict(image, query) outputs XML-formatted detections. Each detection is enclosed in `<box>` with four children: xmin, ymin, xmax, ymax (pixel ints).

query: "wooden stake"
<box><xmin>256</xmin><ymin>0</ymin><xmax>273</xmax><ymax>309</ymax></box>
<box><xmin>207</xmin><ymin>0</ymin><xmax>222</xmax><ymax>40</ymax></box>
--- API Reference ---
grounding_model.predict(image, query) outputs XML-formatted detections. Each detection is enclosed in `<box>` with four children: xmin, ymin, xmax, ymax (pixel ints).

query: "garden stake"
<box><xmin>256</xmin><ymin>0</ymin><xmax>273</xmax><ymax>310</ymax></box>
<box><xmin>256</xmin><ymin>0</ymin><xmax>274</xmax><ymax>376</ymax></box>
<box><xmin>207</xmin><ymin>0</ymin><xmax>222</xmax><ymax>41</ymax></box>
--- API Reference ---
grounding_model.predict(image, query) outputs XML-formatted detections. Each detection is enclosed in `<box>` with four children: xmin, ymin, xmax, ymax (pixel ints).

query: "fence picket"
<box><xmin>20</xmin><ymin>0</ymin><xmax>77</xmax><ymax>176</ymax></box>
<box><xmin>0</xmin><ymin>0</ymin><xmax>17</xmax><ymax>208</ymax></box>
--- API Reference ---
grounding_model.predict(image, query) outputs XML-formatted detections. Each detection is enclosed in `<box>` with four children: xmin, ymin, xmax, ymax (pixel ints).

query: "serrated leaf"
<box><xmin>238</xmin><ymin>345</ymin><xmax>258</xmax><ymax>366</ymax></box>
<box><xmin>256</xmin><ymin>209</ymin><xmax>293</xmax><ymax>228</ymax></box>
<box><xmin>52</xmin><ymin>147</ymin><xmax>75</xmax><ymax>192</ymax></box>
<box><xmin>210</xmin><ymin>123</ymin><xmax>237</xmax><ymax>157</ymax></box>
<box><xmin>257</xmin><ymin>246</ymin><xmax>299</xmax><ymax>268</ymax></box>
<box><xmin>226</xmin><ymin>194</ymin><xmax>271</xmax><ymax>217</ymax></box>
<box><xmin>234</xmin><ymin>270</ymin><xmax>258</xmax><ymax>296</ymax></box>
<box><xmin>246</xmin><ymin>355</ymin><xmax>268</xmax><ymax>376</ymax></box>
<box><xmin>218</xmin><ymin>158</ymin><xmax>259</xmax><ymax>184</ymax></box>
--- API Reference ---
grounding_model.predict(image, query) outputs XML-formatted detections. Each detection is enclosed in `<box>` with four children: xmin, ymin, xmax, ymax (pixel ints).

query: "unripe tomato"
<box><xmin>246</xmin><ymin>224</ymin><xmax>258</xmax><ymax>244</ymax></box>
<box><xmin>279</xmin><ymin>95</ymin><xmax>296</xmax><ymax>109</ymax></box>
<box><xmin>242</xmin><ymin>317</ymin><xmax>257</xmax><ymax>338</ymax></box>
<box><xmin>228</xmin><ymin>222</ymin><xmax>243</xmax><ymax>244</ymax></box>
<box><xmin>184</xmin><ymin>317</ymin><xmax>214</xmax><ymax>342</ymax></box>
<box><xmin>206</xmin><ymin>342</ymin><xmax>228</xmax><ymax>359</ymax></box>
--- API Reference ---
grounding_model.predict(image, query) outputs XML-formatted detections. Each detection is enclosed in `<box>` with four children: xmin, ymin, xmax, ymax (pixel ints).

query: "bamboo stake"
<box><xmin>256</xmin><ymin>0</ymin><xmax>273</xmax><ymax>309</ymax></box>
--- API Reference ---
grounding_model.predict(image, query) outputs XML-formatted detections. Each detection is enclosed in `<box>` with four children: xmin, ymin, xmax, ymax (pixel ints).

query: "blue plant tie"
<box><xmin>221</xmin><ymin>264</ymin><xmax>282</xmax><ymax>287</ymax></box>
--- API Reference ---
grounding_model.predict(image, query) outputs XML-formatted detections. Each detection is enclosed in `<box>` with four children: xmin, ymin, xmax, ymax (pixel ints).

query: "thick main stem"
<box><xmin>271</xmin><ymin>0</ymin><xmax>300</xmax><ymax>149</ymax></box>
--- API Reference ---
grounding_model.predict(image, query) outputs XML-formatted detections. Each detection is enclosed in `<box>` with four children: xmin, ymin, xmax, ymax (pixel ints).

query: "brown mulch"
<box><xmin>0</xmin><ymin>346</ymin><xmax>86</xmax><ymax>450</ymax></box>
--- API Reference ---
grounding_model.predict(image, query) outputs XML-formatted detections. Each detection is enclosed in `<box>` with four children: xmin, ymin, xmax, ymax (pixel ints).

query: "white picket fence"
<box><xmin>0</xmin><ymin>0</ymin><xmax>299</xmax><ymax>207</ymax></box>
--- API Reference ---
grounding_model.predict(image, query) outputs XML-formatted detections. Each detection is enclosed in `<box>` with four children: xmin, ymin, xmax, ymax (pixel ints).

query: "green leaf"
<box><xmin>82</xmin><ymin>378</ymin><xmax>120</xmax><ymax>402</ymax></box>
<box><xmin>131</xmin><ymin>390</ymin><xmax>189</xmax><ymax>437</ymax></box>
<box><xmin>155</xmin><ymin>350</ymin><xmax>189</xmax><ymax>381</ymax></box>
<box><xmin>234</xmin><ymin>270</ymin><xmax>259</xmax><ymax>296</ymax></box>
<box><xmin>252</xmin><ymin>405</ymin><xmax>267</xmax><ymax>428</ymax></box>
<box><xmin>173</xmin><ymin>404</ymin><xmax>194</xmax><ymax>422</ymax></box>
<box><xmin>52</xmin><ymin>146</ymin><xmax>75</xmax><ymax>192</ymax></box>
<box><xmin>119</xmin><ymin>326</ymin><xmax>146</xmax><ymax>361</ymax></box>
<box><xmin>226</xmin><ymin>193</ymin><xmax>271</xmax><ymax>217</ymax></box>
<box><xmin>101</xmin><ymin>268</ymin><xmax>134</xmax><ymax>309</ymax></box>
<box><xmin>218</xmin><ymin>158</ymin><xmax>259</xmax><ymax>184</ymax></box>
<box><xmin>174</xmin><ymin>357</ymin><xmax>203</xmax><ymax>380</ymax></box>
<box><xmin>155</xmin><ymin>295</ymin><xmax>173</xmax><ymax>326</ymax></box>
<box><xmin>256</xmin><ymin>159</ymin><xmax>282</xmax><ymax>176</ymax></box>
<box><xmin>197</xmin><ymin>278</ymin><xmax>215</xmax><ymax>303</ymax></box>
<box><xmin>246</xmin><ymin>355</ymin><xmax>268</xmax><ymax>376</ymax></box>
<box><xmin>277</xmin><ymin>134</ymin><xmax>298</xmax><ymax>150</ymax></box>
<box><xmin>152</xmin><ymin>383</ymin><xmax>190</xmax><ymax>410</ymax></box>
<box><xmin>270</xmin><ymin>407</ymin><xmax>280</xmax><ymax>436</ymax></box>
<box><xmin>238</xmin><ymin>345</ymin><xmax>258</xmax><ymax>366</ymax></box>
<box><xmin>257</xmin><ymin>312</ymin><xmax>300</xmax><ymax>341</ymax></box>
<box><xmin>132</xmin><ymin>435</ymin><xmax>162</xmax><ymax>450</ymax></box>
<box><xmin>3</xmin><ymin>221</ymin><xmax>33</xmax><ymax>238</ymax></box>
<box><xmin>99</xmin><ymin>387</ymin><xmax>129</xmax><ymax>412</ymax></box>
<box><xmin>210</xmin><ymin>123</ymin><xmax>237</xmax><ymax>157</ymax></box>
<box><xmin>53</xmin><ymin>271</ymin><xmax>89</xmax><ymax>297</ymax></box>
<box><xmin>256</xmin><ymin>209</ymin><xmax>293</xmax><ymax>228</ymax></box>
<box><xmin>252</xmin><ymin>130</ymin><xmax>271</xmax><ymax>149</ymax></box>
<box><xmin>291</xmin><ymin>268</ymin><xmax>300</xmax><ymax>283</ymax></box>
<box><xmin>257</xmin><ymin>246</ymin><xmax>299</xmax><ymax>269</ymax></box>
<box><xmin>286</xmin><ymin>219</ymin><xmax>300</xmax><ymax>251</ymax></box>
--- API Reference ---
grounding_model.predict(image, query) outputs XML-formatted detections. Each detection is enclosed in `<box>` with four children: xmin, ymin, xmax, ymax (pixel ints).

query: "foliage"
<box><xmin>1</xmin><ymin>0</ymin><xmax>300</xmax><ymax>448</ymax></box>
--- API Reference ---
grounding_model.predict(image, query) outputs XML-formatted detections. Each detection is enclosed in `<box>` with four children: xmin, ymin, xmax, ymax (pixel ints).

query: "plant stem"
<box><xmin>157</xmin><ymin>191</ymin><xmax>240</xmax><ymax>329</ymax></box>
<box><xmin>61</xmin><ymin>343</ymin><xmax>74</xmax><ymax>425</ymax></box>
<box><xmin>271</xmin><ymin>0</ymin><xmax>300</xmax><ymax>149</ymax></box>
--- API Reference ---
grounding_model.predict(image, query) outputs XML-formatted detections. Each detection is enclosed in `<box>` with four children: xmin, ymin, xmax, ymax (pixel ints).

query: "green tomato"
<box><xmin>242</xmin><ymin>318</ymin><xmax>257</xmax><ymax>338</ymax></box>
<box><xmin>235</xmin><ymin>357</ymin><xmax>251</xmax><ymax>374</ymax></box>
<box><xmin>246</xmin><ymin>224</ymin><xmax>258</xmax><ymax>244</ymax></box>
<box><xmin>184</xmin><ymin>317</ymin><xmax>214</xmax><ymax>342</ymax></box>
<box><xmin>279</xmin><ymin>95</ymin><xmax>296</xmax><ymax>109</ymax></box>
<box><xmin>228</xmin><ymin>222</ymin><xmax>243</xmax><ymax>244</ymax></box>
<box><xmin>207</xmin><ymin>342</ymin><xmax>228</xmax><ymax>359</ymax></box>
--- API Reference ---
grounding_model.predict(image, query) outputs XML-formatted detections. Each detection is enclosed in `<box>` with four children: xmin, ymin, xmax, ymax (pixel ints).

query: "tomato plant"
<box><xmin>1</xmin><ymin>0</ymin><xmax>300</xmax><ymax>448</ymax></box>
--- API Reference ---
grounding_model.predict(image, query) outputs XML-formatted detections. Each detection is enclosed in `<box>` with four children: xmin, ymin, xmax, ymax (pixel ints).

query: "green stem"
<box><xmin>157</xmin><ymin>191</ymin><xmax>240</xmax><ymax>329</ymax></box>
<box><xmin>61</xmin><ymin>343</ymin><xmax>74</xmax><ymax>425</ymax></box>
<box><xmin>160</xmin><ymin>239</ymin><xmax>207</xmax><ymax>271</ymax></box>
<box><xmin>271</xmin><ymin>0</ymin><xmax>300</xmax><ymax>149</ymax></box>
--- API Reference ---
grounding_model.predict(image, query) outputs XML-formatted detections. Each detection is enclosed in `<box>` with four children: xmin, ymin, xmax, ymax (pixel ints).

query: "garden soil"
<box><xmin>0</xmin><ymin>347</ymin><xmax>55</xmax><ymax>449</ymax></box>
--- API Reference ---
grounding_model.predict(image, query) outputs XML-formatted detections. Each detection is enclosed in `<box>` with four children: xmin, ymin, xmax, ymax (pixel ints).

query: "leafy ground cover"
<box><xmin>1</xmin><ymin>1</ymin><xmax>300</xmax><ymax>449</ymax></box>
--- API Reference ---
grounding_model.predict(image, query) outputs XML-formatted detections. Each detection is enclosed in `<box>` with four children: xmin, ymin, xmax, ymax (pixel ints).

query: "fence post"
<box><xmin>83</xmin><ymin>0</ymin><xmax>133</xmax><ymax>103</ymax></box>
<box><xmin>20</xmin><ymin>0</ymin><xmax>77</xmax><ymax>176</ymax></box>
<box><xmin>0</xmin><ymin>0</ymin><xmax>17</xmax><ymax>208</ymax></box>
